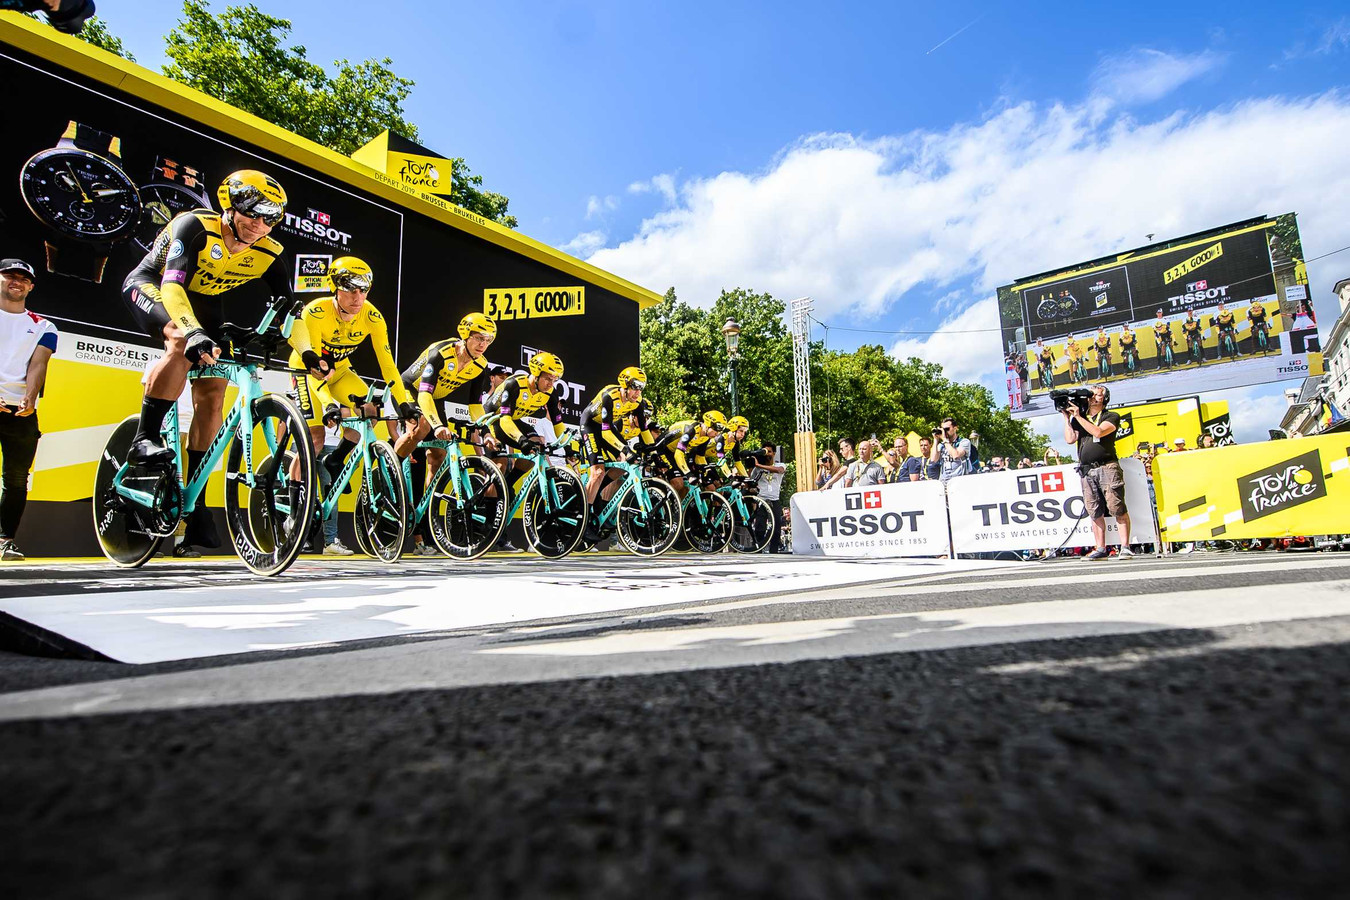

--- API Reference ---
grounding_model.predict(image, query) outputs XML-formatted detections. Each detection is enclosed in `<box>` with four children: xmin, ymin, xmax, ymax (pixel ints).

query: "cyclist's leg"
<box><xmin>122</xmin><ymin>280</ymin><xmax>192</xmax><ymax>463</ymax></box>
<box><xmin>581</xmin><ymin>426</ymin><xmax>608</xmax><ymax>506</ymax></box>
<box><xmin>323</xmin><ymin>369</ymin><xmax>368</xmax><ymax>476</ymax></box>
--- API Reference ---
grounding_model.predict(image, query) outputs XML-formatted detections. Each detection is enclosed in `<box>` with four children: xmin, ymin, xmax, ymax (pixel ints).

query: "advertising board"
<box><xmin>790</xmin><ymin>481</ymin><xmax>949</xmax><ymax>557</ymax></box>
<box><xmin>1000</xmin><ymin>215</ymin><xmax>1321</xmax><ymax>418</ymax></box>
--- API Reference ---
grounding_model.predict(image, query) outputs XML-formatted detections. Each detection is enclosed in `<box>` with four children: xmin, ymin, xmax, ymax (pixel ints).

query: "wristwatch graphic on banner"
<box><xmin>19</xmin><ymin>120</ymin><xmax>143</xmax><ymax>283</ymax></box>
<box><xmin>135</xmin><ymin>156</ymin><xmax>212</xmax><ymax>253</ymax></box>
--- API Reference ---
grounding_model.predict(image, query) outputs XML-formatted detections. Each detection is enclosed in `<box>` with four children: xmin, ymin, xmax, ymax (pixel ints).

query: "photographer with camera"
<box><xmin>927</xmin><ymin>417</ymin><xmax>971</xmax><ymax>485</ymax></box>
<box><xmin>1062</xmin><ymin>384</ymin><xmax>1132</xmax><ymax>560</ymax></box>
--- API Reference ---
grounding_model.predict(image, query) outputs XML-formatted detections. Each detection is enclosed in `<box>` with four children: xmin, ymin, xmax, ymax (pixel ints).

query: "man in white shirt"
<box><xmin>752</xmin><ymin>441</ymin><xmax>786</xmax><ymax>553</ymax></box>
<box><xmin>0</xmin><ymin>260</ymin><xmax>57</xmax><ymax>561</ymax></box>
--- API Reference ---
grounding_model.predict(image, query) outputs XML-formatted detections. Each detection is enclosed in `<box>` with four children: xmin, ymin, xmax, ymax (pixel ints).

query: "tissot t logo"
<box><xmin>845</xmin><ymin>493</ymin><xmax>863</xmax><ymax>511</ymax></box>
<box><xmin>1017</xmin><ymin>472</ymin><xmax>1066</xmax><ymax>495</ymax></box>
<box><xmin>863</xmin><ymin>490</ymin><xmax>882</xmax><ymax>509</ymax></box>
<box><xmin>1238</xmin><ymin>449</ymin><xmax>1326</xmax><ymax>522</ymax></box>
<box><xmin>1016</xmin><ymin>474</ymin><xmax>1040</xmax><ymax>495</ymax></box>
<box><xmin>1041</xmin><ymin>472</ymin><xmax>1064</xmax><ymax>492</ymax></box>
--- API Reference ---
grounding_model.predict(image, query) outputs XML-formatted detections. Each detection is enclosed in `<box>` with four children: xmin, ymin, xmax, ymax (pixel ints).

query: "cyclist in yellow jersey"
<box><xmin>1247</xmin><ymin>299</ymin><xmax>1270</xmax><ymax>353</ymax></box>
<box><xmin>1065</xmin><ymin>337</ymin><xmax>1084</xmax><ymax>381</ymax></box>
<box><xmin>1153</xmin><ymin>309</ymin><xmax>1175</xmax><ymax>368</ymax></box>
<box><xmin>1181</xmin><ymin>309</ymin><xmax>1203</xmax><ymax>362</ymax></box>
<box><xmin>580</xmin><ymin>366</ymin><xmax>657</xmax><ymax>508</ymax></box>
<box><xmin>397</xmin><ymin>312</ymin><xmax>498</xmax><ymax>468</ymax></box>
<box><xmin>1118</xmin><ymin>323</ymin><xmax>1138</xmax><ymax>371</ymax></box>
<box><xmin>288</xmin><ymin>257</ymin><xmax>416</xmax><ymax>487</ymax></box>
<box><xmin>652</xmin><ymin>411</ymin><xmax>728</xmax><ymax>497</ymax></box>
<box><xmin>121</xmin><ymin>170</ymin><xmax>330</xmax><ymax>547</ymax></box>
<box><xmin>1034</xmin><ymin>338</ymin><xmax>1055</xmax><ymax>389</ymax></box>
<box><xmin>716</xmin><ymin>415</ymin><xmax>752</xmax><ymax>478</ymax></box>
<box><xmin>482</xmin><ymin>351</ymin><xmax>568</xmax><ymax>476</ymax></box>
<box><xmin>1211</xmin><ymin>301</ymin><xmax>1237</xmax><ymax>358</ymax></box>
<box><xmin>1093</xmin><ymin>327</ymin><xmax>1112</xmax><ymax>376</ymax></box>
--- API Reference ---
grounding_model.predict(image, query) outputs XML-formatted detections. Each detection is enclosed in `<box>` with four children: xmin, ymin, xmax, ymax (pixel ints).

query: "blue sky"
<box><xmin>98</xmin><ymin>1</ymin><xmax>1350</xmax><ymax>447</ymax></box>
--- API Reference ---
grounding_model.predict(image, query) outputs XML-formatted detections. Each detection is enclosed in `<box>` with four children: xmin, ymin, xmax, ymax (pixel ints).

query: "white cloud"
<box><xmin>627</xmin><ymin>173</ymin><xmax>677</xmax><ymax>204</ymax></box>
<box><xmin>1090</xmin><ymin>48</ymin><xmax>1224</xmax><ymax>105</ymax></box>
<box><xmin>1222</xmin><ymin>383</ymin><xmax>1299</xmax><ymax>444</ymax></box>
<box><xmin>889</xmin><ymin>296</ymin><xmax>1001</xmax><ymax>387</ymax></box>
<box><xmin>585</xmin><ymin>194</ymin><xmax>619</xmax><ymax>219</ymax></box>
<box><xmin>589</xmin><ymin>91</ymin><xmax>1350</xmax><ymax>402</ymax></box>
<box><xmin>1316</xmin><ymin>18</ymin><xmax>1350</xmax><ymax>55</ymax></box>
<box><xmin>561</xmin><ymin>229</ymin><xmax>607</xmax><ymax>257</ymax></box>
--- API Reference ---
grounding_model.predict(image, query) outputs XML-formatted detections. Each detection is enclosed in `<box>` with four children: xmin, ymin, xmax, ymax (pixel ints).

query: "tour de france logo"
<box><xmin>1238</xmin><ymin>449</ymin><xmax>1327</xmax><ymax>522</ymax></box>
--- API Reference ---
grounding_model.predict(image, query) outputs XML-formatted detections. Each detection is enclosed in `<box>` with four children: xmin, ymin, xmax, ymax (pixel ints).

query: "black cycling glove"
<box><xmin>398</xmin><ymin>401</ymin><xmax>420</xmax><ymax>422</ymax></box>
<box><xmin>183</xmin><ymin>329</ymin><xmax>219</xmax><ymax>365</ymax></box>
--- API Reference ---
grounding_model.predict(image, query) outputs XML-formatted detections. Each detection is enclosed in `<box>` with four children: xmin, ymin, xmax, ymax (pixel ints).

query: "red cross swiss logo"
<box><xmin>864</xmin><ymin>490</ymin><xmax>883</xmax><ymax>509</ymax></box>
<box><xmin>311</xmin><ymin>209</ymin><xmax>331</xmax><ymax>225</ymax></box>
<box><xmin>1041</xmin><ymin>472</ymin><xmax>1064</xmax><ymax>492</ymax></box>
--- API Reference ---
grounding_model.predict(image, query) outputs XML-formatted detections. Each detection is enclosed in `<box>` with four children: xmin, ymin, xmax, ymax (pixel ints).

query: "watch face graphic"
<box><xmin>136</xmin><ymin>182</ymin><xmax>207</xmax><ymax>252</ymax></box>
<box><xmin>20</xmin><ymin>147</ymin><xmax>142</xmax><ymax>242</ymax></box>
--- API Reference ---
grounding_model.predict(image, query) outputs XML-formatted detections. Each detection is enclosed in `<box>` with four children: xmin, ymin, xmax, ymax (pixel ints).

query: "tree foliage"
<box><xmin>641</xmin><ymin>288</ymin><xmax>1049</xmax><ymax>469</ymax></box>
<box><xmin>73</xmin><ymin>17</ymin><xmax>136</xmax><ymax>60</ymax></box>
<box><xmin>159</xmin><ymin>1</ymin><xmax>515</xmax><ymax>226</ymax></box>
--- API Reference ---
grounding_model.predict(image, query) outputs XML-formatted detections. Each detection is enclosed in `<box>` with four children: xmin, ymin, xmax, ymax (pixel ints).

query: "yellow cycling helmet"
<box><xmin>458</xmin><ymin>312</ymin><xmax>498</xmax><ymax>342</ymax></box>
<box><xmin>529</xmin><ymin>351</ymin><xmax>564</xmax><ymax>378</ymax></box>
<box><xmin>327</xmin><ymin>256</ymin><xmax>373</xmax><ymax>292</ymax></box>
<box><xmin>728</xmin><ymin>415</ymin><xmax>749</xmax><ymax>432</ymax></box>
<box><xmin>217</xmin><ymin>170</ymin><xmax>287</xmax><ymax>225</ymax></box>
<box><xmin>702</xmin><ymin>410</ymin><xmax>728</xmax><ymax>431</ymax></box>
<box><xmin>618</xmin><ymin>366</ymin><xmax>647</xmax><ymax>390</ymax></box>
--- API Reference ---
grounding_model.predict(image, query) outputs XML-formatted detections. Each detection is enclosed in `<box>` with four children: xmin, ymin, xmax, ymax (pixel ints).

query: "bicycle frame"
<box><xmin>315</xmin><ymin>388</ymin><xmax>392</xmax><ymax>525</ymax></box>
<box><xmin>497</xmin><ymin>429</ymin><xmax>582</xmax><ymax>524</ymax></box>
<box><xmin>587</xmin><ymin>457</ymin><xmax>654</xmax><ymax>530</ymax></box>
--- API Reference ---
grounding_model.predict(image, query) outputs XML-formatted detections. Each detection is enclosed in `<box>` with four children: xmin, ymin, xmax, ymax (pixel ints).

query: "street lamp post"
<box><xmin>722</xmin><ymin>317</ymin><xmax>742</xmax><ymax>416</ymax></box>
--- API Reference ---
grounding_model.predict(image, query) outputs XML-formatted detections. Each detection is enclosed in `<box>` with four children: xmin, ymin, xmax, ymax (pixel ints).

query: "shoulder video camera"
<box><xmin>1051</xmin><ymin>388</ymin><xmax>1093</xmax><ymax>412</ymax></box>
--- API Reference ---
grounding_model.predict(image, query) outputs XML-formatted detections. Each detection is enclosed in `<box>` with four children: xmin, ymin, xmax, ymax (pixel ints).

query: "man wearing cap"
<box><xmin>1062</xmin><ymin>383</ymin><xmax>1132</xmax><ymax>561</ymax></box>
<box><xmin>0</xmin><ymin>260</ymin><xmax>58</xmax><ymax>561</ymax></box>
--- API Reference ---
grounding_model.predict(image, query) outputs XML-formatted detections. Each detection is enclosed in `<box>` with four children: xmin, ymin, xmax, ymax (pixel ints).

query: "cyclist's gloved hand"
<box><xmin>398</xmin><ymin>401</ymin><xmax>420</xmax><ymax>422</ymax></box>
<box><xmin>301</xmin><ymin>350</ymin><xmax>332</xmax><ymax>379</ymax></box>
<box><xmin>183</xmin><ymin>329</ymin><xmax>220</xmax><ymax>366</ymax></box>
<box><xmin>322</xmin><ymin>403</ymin><xmax>342</xmax><ymax>428</ymax></box>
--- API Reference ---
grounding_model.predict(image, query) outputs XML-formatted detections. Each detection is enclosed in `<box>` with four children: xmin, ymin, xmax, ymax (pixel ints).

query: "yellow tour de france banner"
<box><xmin>1155</xmin><ymin>434</ymin><xmax>1350</xmax><ymax>541</ymax></box>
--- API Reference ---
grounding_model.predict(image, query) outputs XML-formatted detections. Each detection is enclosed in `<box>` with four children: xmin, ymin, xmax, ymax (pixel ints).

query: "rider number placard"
<box><xmin>484</xmin><ymin>287</ymin><xmax>586</xmax><ymax>322</ymax></box>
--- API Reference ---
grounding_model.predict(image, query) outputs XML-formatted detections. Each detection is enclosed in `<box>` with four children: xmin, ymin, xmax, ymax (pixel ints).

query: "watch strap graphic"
<box><xmin>149</xmin><ymin>156</ymin><xmax>209</xmax><ymax>199</ymax></box>
<box><xmin>44</xmin><ymin>239</ymin><xmax>109</xmax><ymax>283</ymax></box>
<box><xmin>56</xmin><ymin>120</ymin><xmax>123</xmax><ymax>159</ymax></box>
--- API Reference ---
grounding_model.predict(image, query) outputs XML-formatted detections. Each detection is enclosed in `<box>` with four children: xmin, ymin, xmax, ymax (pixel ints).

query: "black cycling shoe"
<box><xmin>324</xmin><ymin>455</ymin><xmax>352</xmax><ymax>495</ymax></box>
<box><xmin>128</xmin><ymin>438</ymin><xmax>175</xmax><ymax>467</ymax></box>
<box><xmin>183</xmin><ymin>504</ymin><xmax>222</xmax><ymax>549</ymax></box>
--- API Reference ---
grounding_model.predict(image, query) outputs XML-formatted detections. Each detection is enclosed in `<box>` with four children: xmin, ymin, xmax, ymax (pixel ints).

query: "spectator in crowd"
<box><xmin>929</xmin><ymin>417</ymin><xmax>972</xmax><ymax>484</ymax></box>
<box><xmin>1198</xmin><ymin>432</ymin><xmax>1216</xmax><ymax>449</ymax></box>
<box><xmin>853</xmin><ymin>439</ymin><xmax>886</xmax><ymax>486</ymax></box>
<box><xmin>1063</xmin><ymin>384</ymin><xmax>1132</xmax><ymax>561</ymax></box>
<box><xmin>825</xmin><ymin>438</ymin><xmax>856</xmax><ymax>488</ymax></box>
<box><xmin>1018</xmin><ymin>457</ymin><xmax>1032</xmax><ymax>469</ymax></box>
<box><xmin>889</xmin><ymin>437</ymin><xmax>923</xmax><ymax>482</ymax></box>
<box><xmin>1044</xmin><ymin>448</ymin><xmax>1063</xmax><ymax>466</ymax></box>
<box><xmin>0</xmin><ymin>259</ymin><xmax>57</xmax><ymax>562</ymax></box>
<box><xmin>918</xmin><ymin>435</ymin><xmax>941</xmax><ymax>480</ymax></box>
<box><xmin>816</xmin><ymin>449</ymin><xmax>840</xmax><ymax>490</ymax></box>
<box><xmin>752</xmin><ymin>442</ymin><xmax>786</xmax><ymax>553</ymax></box>
<box><xmin>1172</xmin><ymin>437</ymin><xmax>1187</xmax><ymax>452</ymax></box>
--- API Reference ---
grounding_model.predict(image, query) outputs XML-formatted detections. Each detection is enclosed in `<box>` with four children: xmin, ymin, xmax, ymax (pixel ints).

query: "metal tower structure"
<box><xmin>791</xmin><ymin>296</ymin><xmax>813</xmax><ymax>433</ymax></box>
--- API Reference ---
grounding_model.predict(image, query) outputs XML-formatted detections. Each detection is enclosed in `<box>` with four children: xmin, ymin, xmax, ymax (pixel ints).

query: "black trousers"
<box><xmin>765</xmin><ymin>496</ymin><xmax>784</xmax><ymax>551</ymax></box>
<box><xmin>0</xmin><ymin>410</ymin><xmax>41</xmax><ymax>540</ymax></box>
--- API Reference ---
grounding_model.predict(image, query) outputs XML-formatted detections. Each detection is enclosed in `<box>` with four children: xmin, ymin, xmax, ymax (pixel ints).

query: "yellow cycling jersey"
<box><xmin>1248</xmin><ymin>302</ymin><xmax>1267</xmax><ymax>321</ymax></box>
<box><xmin>287</xmin><ymin>297</ymin><xmax>410</xmax><ymax>406</ymax></box>
<box><xmin>401</xmin><ymin>338</ymin><xmax>492</xmax><ymax>426</ymax></box>
<box><xmin>483</xmin><ymin>373</ymin><xmax>565</xmax><ymax>445</ymax></box>
<box><xmin>1095</xmin><ymin>335</ymin><xmax>1110</xmax><ymax>349</ymax></box>
<box><xmin>1119</xmin><ymin>331</ymin><xmax>1135</xmax><ymax>346</ymax></box>
<box><xmin>1182</xmin><ymin>318</ymin><xmax>1201</xmax><ymax>333</ymax></box>
<box><xmin>1215</xmin><ymin>312</ymin><xmax>1235</xmax><ymax>328</ymax></box>
<box><xmin>1065</xmin><ymin>341</ymin><xmax>1081</xmax><ymax>359</ymax></box>
<box><xmin>582</xmin><ymin>384</ymin><xmax>654</xmax><ymax>452</ymax></box>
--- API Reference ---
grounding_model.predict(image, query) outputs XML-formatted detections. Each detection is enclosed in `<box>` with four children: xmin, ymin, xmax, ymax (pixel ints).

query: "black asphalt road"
<box><xmin>3</xmin><ymin>553</ymin><xmax>1349</xmax><ymax>897</ymax></box>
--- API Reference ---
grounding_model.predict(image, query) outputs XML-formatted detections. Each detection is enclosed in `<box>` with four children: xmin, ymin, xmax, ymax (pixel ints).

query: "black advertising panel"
<box><xmin>0</xmin><ymin>29</ymin><xmax>646</xmax><ymax>555</ymax></box>
<box><xmin>999</xmin><ymin>214</ymin><xmax>1320</xmax><ymax>419</ymax></box>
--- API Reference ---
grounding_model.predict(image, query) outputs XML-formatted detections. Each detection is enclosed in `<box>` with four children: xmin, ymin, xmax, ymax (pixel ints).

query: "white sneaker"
<box><xmin>1</xmin><ymin>539</ymin><xmax>26</xmax><ymax>561</ymax></box>
<box><xmin>412</xmin><ymin>543</ymin><xmax>439</xmax><ymax>557</ymax></box>
<box><xmin>1175</xmin><ymin>544</ymin><xmax>1194</xmax><ymax>555</ymax></box>
<box><xmin>1117</xmin><ymin>546</ymin><xmax>1135</xmax><ymax>559</ymax></box>
<box><xmin>323</xmin><ymin>540</ymin><xmax>355</xmax><ymax>557</ymax></box>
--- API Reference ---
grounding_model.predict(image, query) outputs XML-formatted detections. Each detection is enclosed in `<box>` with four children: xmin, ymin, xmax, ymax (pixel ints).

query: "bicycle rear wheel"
<box><xmin>224</xmin><ymin>395</ymin><xmax>316</xmax><ymax>576</ymax></box>
<box><xmin>522</xmin><ymin>465</ymin><xmax>589</xmax><ymax>558</ymax></box>
<box><xmin>615</xmin><ymin>477</ymin><xmax>682</xmax><ymax>556</ymax></box>
<box><xmin>92</xmin><ymin>414</ymin><xmax>172</xmax><ymax>567</ymax></box>
<box><xmin>429</xmin><ymin>455</ymin><xmax>508</xmax><ymax>560</ymax></box>
<box><xmin>729</xmin><ymin>493</ymin><xmax>774</xmax><ymax>554</ymax></box>
<box><xmin>355</xmin><ymin>441</ymin><xmax>408</xmax><ymax>561</ymax></box>
<box><xmin>683</xmin><ymin>489</ymin><xmax>733</xmax><ymax>554</ymax></box>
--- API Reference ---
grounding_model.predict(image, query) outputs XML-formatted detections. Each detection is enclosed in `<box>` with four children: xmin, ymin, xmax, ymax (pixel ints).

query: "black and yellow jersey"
<box><xmin>1213</xmin><ymin>311</ymin><xmax>1235</xmax><ymax>329</ymax></box>
<box><xmin>483</xmin><ymin>373</ymin><xmax>565</xmax><ymax>446</ymax></box>
<box><xmin>1094</xmin><ymin>334</ymin><xmax>1110</xmax><ymax>349</ymax></box>
<box><xmin>1065</xmin><ymin>340</ymin><xmax>1081</xmax><ymax>359</ymax></box>
<box><xmin>581</xmin><ymin>384</ymin><xmax>654</xmax><ymax>452</ymax></box>
<box><xmin>654</xmin><ymin>420</ymin><xmax>717</xmax><ymax>473</ymax></box>
<box><xmin>1119</xmin><ymin>330</ymin><xmax>1135</xmax><ymax>347</ymax></box>
<box><xmin>1248</xmin><ymin>302</ymin><xmax>1267</xmax><ymax>322</ymax></box>
<box><xmin>715</xmin><ymin>433</ymin><xmax>749</xmax><ymax>477</ymax></box>
<box><xmin>1182</xmin><ymin>317</ymin><xmax>1201</xmax><ymax>334</ymax></box>
<box><xmin>1036</xmin><ymin>346</ymin><xmax>1054</xmax><ymax>363</ymax></box>
<box><xmin>287</xmin><ymin>297</ymin><xmax>410</xmax><ymax>405</ymax></box>
<box><xmin>1154</xmin><ymin>320</ymin><xmax>1173</xmax><ymax>339</ymax></box>
<box><xmin>126</xmin><ymin>209</ymin><xmax>294</xmax><ymax>337</ymax></box>
<box><xmin>400</xmin><ymin>338</ymin><xmax>493</xmax><ymax>426</ymax></box>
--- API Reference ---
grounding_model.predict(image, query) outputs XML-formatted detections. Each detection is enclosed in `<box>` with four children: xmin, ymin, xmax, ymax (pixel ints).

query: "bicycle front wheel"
<box><xmin>729</xmin><ymin>493</ymin><xmax>774</xmax><ymax>554</ymax></box>
<box><xmin>355</xmin><ymin>441</ymin><xmax>408</xmax><ymax>562</ymax></box>
<box><xmin>429</xmin><ymin>455</ymin><xmax>508</xmax><ymax>560</ymax></box>
<box><xmin>224</xmin><ymin>394</ymin><xmax>316</xmax><ymax>576</ymax></box>
<box><xmin>615</xmin><ymin>477</ymin><xmax>683</xmax><ymax>556</ymax></box>
<box><xmin>683</xmin><ymin>489</ymin><xmax>733</xmax><ymax>554</ymax></box>
<box><xmin>92</xmin><ymin>414</ymin><xmax>169</xmax><ymax>567</ymax></box>
<box><xmin>522</xmin><ymin>465</ymin><xmax>589</xmax><ymax>558</ymax></box>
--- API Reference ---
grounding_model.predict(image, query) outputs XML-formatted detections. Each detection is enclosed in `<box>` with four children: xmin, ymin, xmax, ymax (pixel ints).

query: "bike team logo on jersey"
<box><xmin>1238</xmin><ymin>449</ymin><xmax>1326</xmax><ymax>522</ymax></box>
<box><xmin>1016</xmin><ymin>471</ymin><xmax>1066</xmax><ymax>495</ymax></box>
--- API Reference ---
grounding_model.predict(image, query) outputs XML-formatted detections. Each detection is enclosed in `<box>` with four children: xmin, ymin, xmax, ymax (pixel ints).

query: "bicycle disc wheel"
<box><xmin>683</xmin><ymin>489</ymin><xmax>733</xmax><ymax>554</ymax></box>
<box><xmin>355</xmin><ymin>441</ymin><xmax>408</xmax><ymax>561</ymax></box>
<box><xmin>615</xmin><ymin>477</ymin><xmax>683</xmax><ymax>556</ymax></box>
<box><xmin>224</xmin><ymin>394</ymin><xmax>316</xmax><ymax>576</ymax></box>
<box><xmin>429</xmin><ymin>455</ymin><xmax>508</xmax><ymax>560</ymax></box>
<box><xmin>522</xmin><ymin>465</ymin><xmax>589</xmax><ymax>558</ymax></box>
<box><xmin>93</xmin><ymin>414</ymin><xmax>171</xmax><ymax>567</ymax></box>
<box><xmin>728</xmin><ymin>493</ymin><xmax>774</xmax><ymax>554</ymax></box>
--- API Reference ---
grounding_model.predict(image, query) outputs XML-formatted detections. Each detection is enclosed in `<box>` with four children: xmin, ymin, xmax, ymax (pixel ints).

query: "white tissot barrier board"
<box><xmin>945</xmin><ymin>461</ymin><xmax>1157</xmax><ymax>554</ymax></box>
<box><xmin>790</xmin><ymin>480</ymin><xmax>949</xmax><ymax>557</ymax></box>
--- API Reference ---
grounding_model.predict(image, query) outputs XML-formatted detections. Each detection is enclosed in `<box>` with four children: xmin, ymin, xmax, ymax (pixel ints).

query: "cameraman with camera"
<box><xmin>1062</xmin><ymin>384</ymin><xmax>1132</xmax><ymax>560</ymax></box>
<box><xmin>927</xmin><ymin>417</ymin><xmax>971</xmax><ymax>485</ymax></box>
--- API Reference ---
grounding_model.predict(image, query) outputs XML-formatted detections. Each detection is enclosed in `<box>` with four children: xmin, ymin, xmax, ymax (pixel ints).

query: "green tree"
<box><xmin>162</xmin><ymin>1</ymin><xmax>515</xmax><ymax>226</ymax></box>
